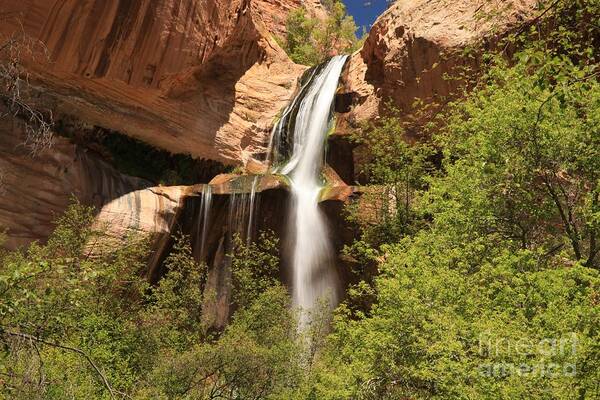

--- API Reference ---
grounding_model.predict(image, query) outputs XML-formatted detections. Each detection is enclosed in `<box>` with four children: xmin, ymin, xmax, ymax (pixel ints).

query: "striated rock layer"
<box><xmin>0</xmin><ymin>0</ymin><xmax>543</xmax><ymax>288</ymax></box>
<box><xmin>342</xmin><ymin>0</ymin><xmax>539</xmax><ymax>129</ymax></box>
<box><xmin>0</xmin><ymin>113</ymin><xmax>151</xmax><ymax>249</ymax></box>
<box><xmin>0</xmin><ymin>0</ymin><xmax>312</xmax><ymax>165</ymax></box>
<box><xmin>90</xmin><ymin>186</ymin><xmax>188</xmax><ymax>276</ymax></box>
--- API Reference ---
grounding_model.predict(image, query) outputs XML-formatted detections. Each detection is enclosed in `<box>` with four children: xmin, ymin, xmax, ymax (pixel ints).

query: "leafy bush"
<box><xmin>0</xmin><ymin>202</ymin><xmax>303</xmax><ymax>399</ymax></box>
<box><xmin>347</xmin><ymin>110</ymin><xmax>436</xmax><ymax>247</ymax></box>
<box><xmin>230</xmin><ymin>231</ymin><xmax>280</xmax><ymax>310</ymax></box>
<box><xmin>281</xmin><ymin>0</ymin><xmax>361</xmax><ymax>65</ymax></box>
<box><xmin>313</xmin><ymin>2</ymin><xmax>600</xmax><ymax>398</ymax></box>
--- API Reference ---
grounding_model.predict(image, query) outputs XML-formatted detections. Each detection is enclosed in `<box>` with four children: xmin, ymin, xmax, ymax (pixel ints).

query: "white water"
<box><xmin>194</xmin><ymin>184</ymin><xmax>212</xmax><ymax>262</ymax></box>
<box><xmin>227</xmin><ymin>176</ymin><xmax>261</xmax><ymax>245</ymax></box>
<box><xmin>246</xmin><ymin>176</ymin><xmax>260</xmax><ymax>244</ymax></box>
<box><xmin>277</xmin><ymin>55</ymin><xmax>348</xmax><ymax>326</ymax></box>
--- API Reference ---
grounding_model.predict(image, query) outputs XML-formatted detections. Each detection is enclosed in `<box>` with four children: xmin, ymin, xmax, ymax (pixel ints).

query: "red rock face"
<box><xmin>0</xmin><ymin>0</ymin><xmax>309</xmax><ymax>164</ymax></box>
<box><xmin>255</xmin><ymin>0</ymin><xmax>327</xmax><ymax>38</ymax></box>
<box><xmin>15</xmin><ymin>1</ymin><xmax>235</xmax><ymax>87</ymax></box>
<box><xmin>343</xmin><ymin>0</ymin><xmax>539</xmax><ymax>128</ymax></box>
<box><xmin>0</xmin><ymin>0</ymin><xmax>542</xmax><ymax>256</ymax></box>
<box><xmin>0</xmin><ymin>110</ymin><xmax>150</xmax><ymax>249</ymax></box>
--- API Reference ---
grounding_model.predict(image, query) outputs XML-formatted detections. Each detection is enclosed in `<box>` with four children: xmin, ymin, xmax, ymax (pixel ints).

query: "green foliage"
<box><xmin>314</xmin><ymin>242</ymin><xmax>600</xmax><ymax>399</ymax></box>
<box><xmin>0</xmin><ymin>201</ymin><xmax>151</xmax><ymax>399</ymax></box>
<box><xmin>144</xmin><ymin>234</ymin><xmax>207</xmax><ymax>348</ymax></box>
<box><xmin>99</xmin><ymin>133</ymin><xmax>225</xmax><ymax>186</ymax></box>
<box><xmin>314</xmin><ymin>2</ymin><xmax>600</xmax><ymax>398</ymax></box>
<box><xmin>56</xmin><ymin>127</ymin><xmax>228</xmax><ymax>186</ymax></box>
<box><xmin>429</xmin><ymin>34</ymin><xmax>600</xmax><ymax>268</ymax></box>
<box><xmin>230</xmin><ymin>231</ymin><xmax>280</xmax><ymax>310</ymax></box>
<box><xmin>0</xmin><ymin>202</ymin><xmax>302</xmax><ymax>399</ymax></box>
<box><xmin>342</xmin><ymin>112</ymin><xmax>436</xmax><ymax>315</ymax></box>
<box><xmin>347</xmin><ymin>111</ymin><xmax>436</xmax><ymax>247</ymax></box>
<box><xmin>46</xmin><ymin>197</ymin><xmax>96</xmax><ymax>257</ymax></box>
<box><xmin>282</xmin><ymin>1</ymin><xmax>361</xmax><ymax>65</ymax></box>
<box><xmin>136</xmin><ymin>286</ymin><xmax>302</xmax><ymax>400</ymax></box>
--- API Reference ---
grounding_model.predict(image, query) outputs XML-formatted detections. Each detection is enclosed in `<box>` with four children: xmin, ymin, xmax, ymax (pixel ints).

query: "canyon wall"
<box><xmin>0</xmin><ymin>0</ymin><xmax>313</xmax><ymax>165</ymax></box>
<box><xmin>0</xmin><ymin>0</ymin><xmax>541</xmax><ymax>258</ymax></box>
<box><xmin>342</xmin><ymin>0</ymin><xmax>539</xmax><ymax>130</ymax></box>
<box><xmin>0</xmin><ymin>0</ymin><xmax>314</xmax><ymax>251</ymax></box>
<box><xmin>0</xmin><ymin>111</ymin><xmax>150</xmax><ymax>249</ymax></box>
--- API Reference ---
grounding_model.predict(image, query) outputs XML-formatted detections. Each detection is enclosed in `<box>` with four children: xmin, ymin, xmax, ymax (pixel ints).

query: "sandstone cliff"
<box><xmin>342</xmin><ymin>0</ymin><xmax>539</xmax><ymax>129</ymax></box>
<box><xmin>0</xmin><ymin>0</ymin><xmax>313</xmax><ymax>165</ymax></box>
<box><xmin>0</xmin><ymin>111</ymin><xmax>150</xmax><ymax>249</ymax></box>
<box><xmin>0</xmin><ymin>0</ymin><xmax>542</xmax><ymax>256</ymax></box>
<box><xmin>0</xmin><ymin>0</ymin><xmax>315</xmax><ymax>250</ymax></box>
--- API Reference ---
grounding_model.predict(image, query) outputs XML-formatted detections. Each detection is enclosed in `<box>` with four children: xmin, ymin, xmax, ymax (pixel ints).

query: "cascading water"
<box><xmin>246</xmin><ymin>176</ymin><xmax>260</xmax><ymax>244</ymax></box>
<box><xmin>200</xmin><ymin>185</ymin><xmax>212</xmax><ymax>260</ymax></box>
<box><xmin>187</xmin><ymin>56</ymin><xmax>345</xmax><ymax>330</ymax></box>
<box><xmin>227</xmin><ymin>176</ymin><xmax>261</xmax><ymax>244</ymax></box>
<box><xmin>193</xmin><ymin>184</ymin><xmax>213</xmax><ymax>262</ymax></box>
<box><xmin>269</xmin><ymin>55</ymin><xmax>348</xmax><ymax>326</ymax></box>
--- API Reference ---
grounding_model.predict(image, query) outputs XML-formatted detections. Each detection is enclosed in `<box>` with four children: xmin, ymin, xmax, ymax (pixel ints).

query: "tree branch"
<box><xmin>1</xmin><ymin>329</ymin><xmax>116</xmax><ymax>399</ymax></box>
<box><xmin>503</xmin><ymin>0</ymin><xmax>562</xmax><ymax>52</ymax></box>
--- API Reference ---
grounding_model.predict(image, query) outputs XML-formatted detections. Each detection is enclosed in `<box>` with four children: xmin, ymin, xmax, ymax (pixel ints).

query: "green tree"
<box><xmin>430</xmin><ymin>50</ymin><xmax>600</xmax><ymax>269</ymax></box>
<box><xmin>282</xmin><ymin>1</ymin><xmax>361</xmax><ymax>65</ymax></box>
<box><xmin>309</xmin><ymin>2</ymin><xmax>600</xmax><ymax>398</ymax></box>
<box><xmin>0</xmin><ymin>202</ymin><xmax>304</xmax><ymax>399</ymax></box>
<box><xmin>348</xmin><ymin>111</ymin><xmax>435</xmax><ymax>247</ymax></box>
<box><xmin>0</xmin><ymin>201</ymin><xmax>151</xmax><ymax>399</ymax></box>
<box><xmin>230</xmin><ymin>231</ymin><xmax>280</xmax><ymax>310</ymax></box>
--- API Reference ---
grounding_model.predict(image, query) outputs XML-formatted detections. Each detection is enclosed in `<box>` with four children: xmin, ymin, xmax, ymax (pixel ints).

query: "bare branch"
<box><xmin>0</xmin><ymin>28</ymin><xmax>54</xmax><ymax>157</ymax></box>
<box><xmin>1</xmin><ymin>330</ymin><xmax>116</xmax><ymax>400</ymax></box>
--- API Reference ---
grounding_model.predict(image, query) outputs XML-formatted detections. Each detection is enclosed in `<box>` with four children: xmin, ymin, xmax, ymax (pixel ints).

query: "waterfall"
<box><xmin>199</xmin><ymin>185</ymin><xmax>212</xmax><ymax>261</ymax></box>
<box><xmin>227</xmin><ymin>176</ymin><xmax>261</xmax><ymax>245</ymax></box>
<box><xmin>270</xmin><ymin>55</ymin><xmax>348</xmax><ymax>326</ymax></box>
<box><xmin>267</xmin><ymin>68</ymin><xmax>319</xmax><ymax>169</ymax></box>
<box><xmin>193</xmin><ymin>184</ymin><xmax>212</xmax><ymax>262</ymax></box>
<box><xmin>246</xmin><ymin>176</ymin><xmax>260</xmax><ymax>244</ymax></box>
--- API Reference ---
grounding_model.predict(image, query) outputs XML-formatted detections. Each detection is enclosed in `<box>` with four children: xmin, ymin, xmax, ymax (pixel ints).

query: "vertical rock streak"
<box><xmin>246</xmin><ymin>176</ymin><xmax>260</xmax><ymax>244</ymax></box>
<box><xmin>200</xmin><ymin>185</ymin><xmax>212</xmax><ymax>261</ymax></box>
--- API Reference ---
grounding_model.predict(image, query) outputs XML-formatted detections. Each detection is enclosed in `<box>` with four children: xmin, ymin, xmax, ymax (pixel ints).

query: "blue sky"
<box><xmin>341</xmin><ymin>0</ymin><xmax>389</xmax><ymax>34</ymax></box>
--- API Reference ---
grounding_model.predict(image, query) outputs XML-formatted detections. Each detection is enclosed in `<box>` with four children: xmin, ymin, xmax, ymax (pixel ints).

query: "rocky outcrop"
<box><xmin>203</xmin><ymin>172</ymin><xmax>356</xmax><ymax>201</ymax></box>
<box><xmin>0</xmin><ymin>104</ymin><xmax>349</xmax><ymax>253</ymax></box>
<box><xmin>0</xmin><ymin>112</ymin><xmax>150</xmax><ymax>249</ymax></box>
<box><xmin>90</xmin><ymin>186</ymin><xmax>187</xmax><ymax>276</ymax></box>
<box><xmin>0</xmin><ymin>0</ymin><xmax>311</xmax><ymax>165</ymax></box>
<box><xmin>255</xmin><ymin>0</ymin><xmax>327</xmax><ymax>38</ymax></box>
<box><xmin>342</xmin><ymin>0</ymin><xmax>539</xmax><ymax>130</ymax></box>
